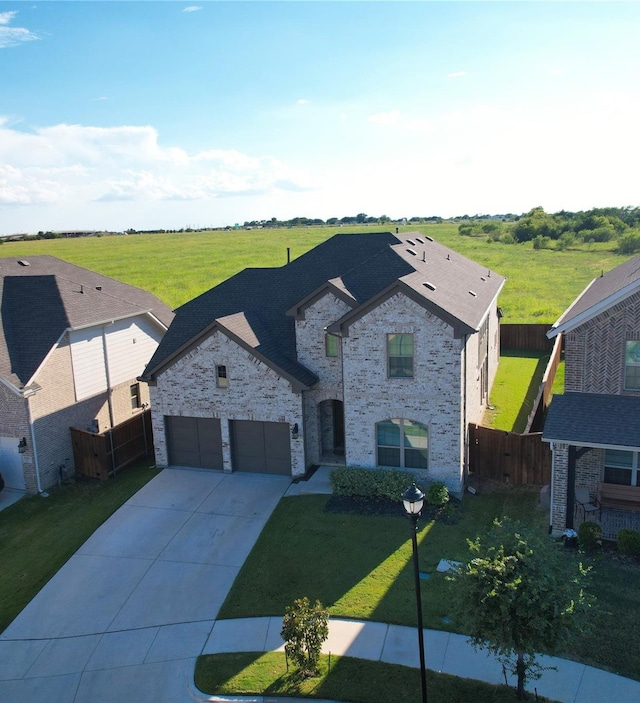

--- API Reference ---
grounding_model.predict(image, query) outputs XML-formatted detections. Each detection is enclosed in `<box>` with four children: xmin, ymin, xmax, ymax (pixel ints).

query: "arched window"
<box><xmin>376</xmin><ymin>419</ymin><xmax>428</xmax><ymax>469</ymax></box>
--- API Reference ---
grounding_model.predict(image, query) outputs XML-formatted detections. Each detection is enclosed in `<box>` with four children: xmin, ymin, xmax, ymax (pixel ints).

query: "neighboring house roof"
<box><xmin>548</xmin><ymin>254</ymin><xmax>640</xmax><ymax>338</ymax></box>
<box><xmin>0</xmin><ymin>255</ymin><xmax>174</xmax><ymax>390</ymax></box>
<box><xmin>542</xmin><ymin>392</ymin><xmax>640</xmax><ymax>450</ymax></box>
<box><xmin>143</xmin><ymin>231</ymin><xmax>505</xmax><ymax>389</ymax></box>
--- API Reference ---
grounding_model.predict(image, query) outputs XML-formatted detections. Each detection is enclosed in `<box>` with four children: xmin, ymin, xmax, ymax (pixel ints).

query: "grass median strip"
<box><xmin>195</xmin><ymin>651</ymin><xmax>558</xmax><ymax>703</ymax></box>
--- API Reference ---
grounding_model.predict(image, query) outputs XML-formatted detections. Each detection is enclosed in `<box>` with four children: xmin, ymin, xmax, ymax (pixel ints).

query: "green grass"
<box><xmin>0</xmin><ymin>225</ymin><xmax>632</xmax><ymax>321</ymax></box>
<box><xmin>0</xmin><ymin>460</ymin><xmax>160</xmax><ymax>633</ymax></box>
<box><xmin>484</xmin><ymin>351</ymin><xmax>550</xmax><ymax>432</ymax></box>
<box><xmin>195</xmin><ymin>651</ymin><xmax>555</xmax><ymax>703</ymax></box>
<box><xmin>218</xmin><ymin>492</ymin><xmax>640</xmax><ymax>681</ymax></box>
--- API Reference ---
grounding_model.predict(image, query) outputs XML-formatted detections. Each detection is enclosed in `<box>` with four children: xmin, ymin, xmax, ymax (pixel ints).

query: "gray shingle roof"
<box><xmin>0</xmin><ymin>255</ymin><xmax>174</xmax><ymax>389</ymax></box>
<box><xmin>550</xmin><ymin>254</ymin><xmax>640</xmax><ymax>336</ymax></box>
<box><xmin>543</xmin><ymin>392</ymin><xmax>640</xmax><ymax>449</ymax></box>
<box><xmin>143</xmin><ymin>231</ymin><xmax>505</xmax><ymax>387</ymax></box>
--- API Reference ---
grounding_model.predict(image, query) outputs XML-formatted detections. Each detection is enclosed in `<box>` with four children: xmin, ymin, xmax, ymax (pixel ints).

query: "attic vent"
<box><xmin>423</xmin><ymin>282</ymin><xmax>436</xmax><ymax>291</ymax></box>
<box><xmin>17</xmin><ymin>260</ymin><xmax>30</xmax><ymax>267</ymax></box>
<box><xmin>415</xmin><ymin>237</ymin><xmax>424</xmax><ymax>244</ymax></box>
<box><xmin>407</xmin><ymin>239</ymin><xmax>416</xmax><ymax>246</ymax></box>
<box><xmin>480</xmin><ymin>276</ymin><xmax>486</xmax><ymax>282</ymax></box>
<box><xmin>469</xmin><ymin>290</ymin><xmax>477</xmax><ymax>297</ymax></box>
<box><xmin>96</xmin><ymin>286</ymin><xmax>102</xmax><ymax>291</ymax></box>
<box><xmin>425</xmin><ymin>236</ymin><xmax>433</xmax><ymax>242</ymax></box>
<box><xmin>406</xmin><ymin>248</ymin><xmax>417</xmax><ymax>256</ymax></box>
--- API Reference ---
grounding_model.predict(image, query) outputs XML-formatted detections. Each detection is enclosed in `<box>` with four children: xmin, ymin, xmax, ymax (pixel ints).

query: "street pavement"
<box><xmin>1</xmin><ymin>466</ymin><xmax>640</xmax><ymax>702</ymax></box>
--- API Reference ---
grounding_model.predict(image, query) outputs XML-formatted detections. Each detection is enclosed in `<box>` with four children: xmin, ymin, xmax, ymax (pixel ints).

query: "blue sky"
<box><xmin>1</xmin><ymin>1</ymin><xmax>640</xmax><ymax>233</ymax></box>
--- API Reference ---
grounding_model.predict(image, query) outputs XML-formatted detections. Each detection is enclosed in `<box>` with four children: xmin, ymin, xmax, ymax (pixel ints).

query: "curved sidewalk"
<box><xmin>200</xmin><ymin>616</ymin><xmax>640</xmax><ymax>703</ymax></box>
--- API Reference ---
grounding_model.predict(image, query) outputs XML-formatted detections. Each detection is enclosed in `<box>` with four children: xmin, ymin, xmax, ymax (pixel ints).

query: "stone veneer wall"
<box><xmin>296</xmin><ymin>293</ymin><xmax>350</xmax><ymax>466</ymax></box>
<box><xmin>341</xmin><ymin>293</ymin><xmax>465</xmax><ymax>493</ymax></box>
<box><xmin>151</xmin><ymin>331</ymin><xmax>305</xmax><ymax>475</ymax></box>
<box><xmin>564</xmin><ymin>290</ymin><xmax>640</xmax><ymax>395</ymax></box>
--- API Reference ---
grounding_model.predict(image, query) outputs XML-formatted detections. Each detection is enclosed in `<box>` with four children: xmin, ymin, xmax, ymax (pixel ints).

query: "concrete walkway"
<box><xmin>1</xmin><ymin>465</ymin><xmax>639</xmax><ymax>702</ymax></box>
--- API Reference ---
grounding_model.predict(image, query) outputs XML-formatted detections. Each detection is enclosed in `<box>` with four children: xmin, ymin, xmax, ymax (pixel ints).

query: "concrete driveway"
<box><xmin>0</xmin><ymin>468</ymin><xmax>291</xmax><ymax>702</ymax></box>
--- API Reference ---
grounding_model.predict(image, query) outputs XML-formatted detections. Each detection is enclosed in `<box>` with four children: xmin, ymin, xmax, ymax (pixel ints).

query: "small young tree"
<box><xmin>449</xmin><ymin>519</ymin><xmax>592</xmax><ymax>700</ymax></box>
<box><xmin>280</xmin><ymin>596</ymin><xmax>329</xmax><ymax>678</ymax></box>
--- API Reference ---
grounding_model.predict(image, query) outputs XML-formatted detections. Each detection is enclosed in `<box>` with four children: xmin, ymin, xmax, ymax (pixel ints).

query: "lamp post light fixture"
<box><xmin>402</xmin><ymin>482</ymin><xmax>428</xmax><ymax>703</ymax></box>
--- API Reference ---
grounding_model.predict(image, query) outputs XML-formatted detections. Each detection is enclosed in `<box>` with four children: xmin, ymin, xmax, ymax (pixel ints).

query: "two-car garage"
<box><xmin>165</xmin><ymin>416</ymin><xmax>291</xmax><ymax>476</ymax></box>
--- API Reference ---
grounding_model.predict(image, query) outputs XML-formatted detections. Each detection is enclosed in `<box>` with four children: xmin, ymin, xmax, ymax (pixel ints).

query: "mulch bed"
<box><xmin>324</xmin><ymin>494</ymin><xmax>461</xmax><ymax>524</ymax></box>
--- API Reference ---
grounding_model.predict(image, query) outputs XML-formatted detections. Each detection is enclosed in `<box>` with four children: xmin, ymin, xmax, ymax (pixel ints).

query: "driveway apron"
<box><xmin>0</xmin><ymin>468</ymin><xmax>291</xmax><ymax>703</ymax></box>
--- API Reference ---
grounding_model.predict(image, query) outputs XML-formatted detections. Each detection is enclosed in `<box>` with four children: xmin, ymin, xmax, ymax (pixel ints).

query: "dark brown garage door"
<box><xmin>166</xmin><ymin>416</ymin><xmax>223</xmax><ymax>469</ymax></box>
<box><xmin>230</xmin><ymin>420</ymin><xmax>291</xmax><ymax>475</ymax></box>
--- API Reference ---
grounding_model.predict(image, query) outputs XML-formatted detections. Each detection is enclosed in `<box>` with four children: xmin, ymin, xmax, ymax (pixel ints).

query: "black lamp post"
<box><xmin>402</xmin><ymin>482</ymin><xmax>428</xmax><ymax>703</ymax></box>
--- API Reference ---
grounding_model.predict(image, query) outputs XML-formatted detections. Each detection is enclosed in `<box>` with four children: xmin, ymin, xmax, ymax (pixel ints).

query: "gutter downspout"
<box><xmin>462</xmin><ymin>334</ymin><xmax>468</xmax><ymax>490</ymax></box>
<box><xmin>102</xmin><ymin>324</ymin><xmax>117</xmax><ymax>477</ymax></box>
<box><xmin>25</xmin><ymin>390</ymin><xmax>46</xmax><ymax>495</ymax></box>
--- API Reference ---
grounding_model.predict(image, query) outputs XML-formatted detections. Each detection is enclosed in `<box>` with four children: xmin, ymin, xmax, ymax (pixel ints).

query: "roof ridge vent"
<box><xmin>415</xmin><ymin>237</ymin><xmax>424</xmax><ymax>244</ymax></box>
<box><xmin>468</xmin><ymin>290</ymin><xmax>477</xmax><ymax>297</ymax></box>
<box><xmin>407</xmin><ymin>239</ymin><xmax>416</xmax><ymax>246</ymax></box>
<box><xmin>406</xmin><ymin>248</ymin><xmax>417</xmax><ymax>256</ymax></box>
<box><xmin>425</xmin><ymin>236</ymin><xmax>433</xmax><ymax>242</ymax></box>
<box><xmin>423</xmin><ymin>282</ymin><xmax>436</xmax><ymax>291</ymax></box>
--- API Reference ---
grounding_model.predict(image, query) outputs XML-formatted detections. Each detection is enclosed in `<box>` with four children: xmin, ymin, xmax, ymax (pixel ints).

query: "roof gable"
<box><xmin>549</xmin><ymin>254</ymin><xmax>640</xmax><ymax>337</ymax></box>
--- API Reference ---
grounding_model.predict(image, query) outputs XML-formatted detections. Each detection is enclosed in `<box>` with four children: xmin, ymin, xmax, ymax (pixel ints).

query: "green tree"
<box><xmin>449</xmin><ymin>519</ymin><xmax>592</xmax><ymax>700</ymax></box>
<box><xmin>281</xmin><ymin>596</ymin><xmax>329</xmax><ymax>678</ymax></box>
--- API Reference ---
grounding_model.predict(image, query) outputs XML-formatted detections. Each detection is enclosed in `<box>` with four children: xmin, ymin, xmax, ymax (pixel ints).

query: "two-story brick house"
<box><xmin>0</xmin><ymin>256</ymin><xmax>173</xmax><ymax>493</ymax></box>
<box><xmin>142</xmin><ymin>231</ymin><xmax>505</xmax><ymax>494</ymax></box>
<box><xmin>543</xmin><ymin>254</ymin><xmax>640</xmax><ymax>535</ymax></box>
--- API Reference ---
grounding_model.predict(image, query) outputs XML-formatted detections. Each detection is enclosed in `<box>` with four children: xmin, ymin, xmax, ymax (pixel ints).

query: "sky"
<box><xmin>1</xmin><ymin>1</ymin><xmax>640</xmax><ymax>234</ymax></box>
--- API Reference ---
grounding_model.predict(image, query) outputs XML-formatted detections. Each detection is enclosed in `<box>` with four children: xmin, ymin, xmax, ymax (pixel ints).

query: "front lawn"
<box><xmin>195</xmin><ymin>652</ymin><xmax>557</xmax><ymax>703</ymax></box>
<box><xmin>0</xmin><ymin>461</ymin><xmax>160</xmax><ymax>633</ymax></box>
<box><xmin>219</xmin><ymin>491</ymin><xmax>640</xmax><ymax>681</ymax></box>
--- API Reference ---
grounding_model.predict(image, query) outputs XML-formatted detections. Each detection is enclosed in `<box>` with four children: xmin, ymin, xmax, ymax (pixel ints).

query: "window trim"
<box><xmin>387</xmin><ymin>333</ymin><xmax>414</xmax><ymax>379</ymax></box>
<box><xmin>130</xmin><ymin>383</ymin><xmax>141</xmax><ymax>410</ymax></box>
<box><xmin>325</xmin><ymin>333</ymin><xmax>339</xmax><ymax>358</ymax></box>
<box><xmin>624</xmin><ymin>340</ymin><xmax>640</xmax><ymax>391</ymax></box>
<box><xmin>216</xmin><ymin>364</ymin><xmax>228</xmax><ymax>388</ymax></box>
<box><xmin>376</xmin><ymin>418</ymin><xmax>428</xmax><ymax>470</ymax></box>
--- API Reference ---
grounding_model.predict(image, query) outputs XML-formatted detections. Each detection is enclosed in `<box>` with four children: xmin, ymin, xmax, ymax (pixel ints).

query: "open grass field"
<box><xmin>0</xmin><ymin>224</ymin><xmax>631</xmax><ymax>322</ymax></box>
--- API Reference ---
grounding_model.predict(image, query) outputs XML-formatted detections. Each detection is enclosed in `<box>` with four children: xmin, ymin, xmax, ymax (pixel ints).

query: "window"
<box><xmin>387</xmin><ymin>333</ymin><xmax>414</xmax><ymax>378</ymax></box>
<box><xmin>325</xmin><ymin>333</ymin><xmax>339</xmax><ymax>357</ymax></box>
<box><xmin>376</xmin><ymin>419</ymin><xmax>428</xmax><ymax>469</ymax></box>
<box><xmin>130</xmin><ymin>383</ymin><xmax>141</xmax><ymax>410</ymax></box>
<box><xmin>625</xmin><ymin>341</ymin><xmax>640</xmax><ymax>390</ymax></box>
<box><xmin>216</xmin><ymin>365</ymin><xmax>228</xmax><ymax>388</ymax></box>
<box><xmin>604</xmin><ymin>449</ymin><xmax>640</xmax><ymax>486</ymax></box>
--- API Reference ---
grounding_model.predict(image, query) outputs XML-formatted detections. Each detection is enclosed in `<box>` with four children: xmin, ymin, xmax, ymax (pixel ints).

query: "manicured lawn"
<box><xmin>195</xmin><ymin>651</ymin><xmax>556</xmax><ymax>703</ymax></box>
<box><xmin>0</xmin><ymin>225</ymin><xmax>631</xmax><ymax>322</ymax></box>
<box><xmin>219</xmin><ymin>492</ymin><xmax>640</xmax><ymax>681</ymax></box>
<box><xmin>484</xmin><ymin>350</ymin><xmax>550</xmax><ymax>432</ymax></box>
<box><xmin>0</xmin><ymin>460</ymin><xmax>160</xmax><ymax>633</ymax></box>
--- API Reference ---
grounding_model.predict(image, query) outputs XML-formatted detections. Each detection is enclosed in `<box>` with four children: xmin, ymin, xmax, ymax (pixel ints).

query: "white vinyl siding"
<box><xmin>70</xmin><ymin>316</ymin><xmax>163</xmax><ymax>401</ymax></box>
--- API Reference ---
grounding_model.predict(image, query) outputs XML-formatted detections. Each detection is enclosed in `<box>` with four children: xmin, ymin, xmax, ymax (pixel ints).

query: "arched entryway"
<box><xmin>318</xmin><ymin>399</ymin><xmax>345</xmax><ymax>465</ymax></box>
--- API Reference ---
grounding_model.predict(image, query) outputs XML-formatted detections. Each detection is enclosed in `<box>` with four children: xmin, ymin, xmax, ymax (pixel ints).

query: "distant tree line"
<box><xmin>459</xmin><ymin>206</ymin><xmax>640</xmax><ymax>254</ymax></box>
<box><xmin>242</xmin><ymin>213</ymin><xmax>444</xmax><ymax>228</ymax></box>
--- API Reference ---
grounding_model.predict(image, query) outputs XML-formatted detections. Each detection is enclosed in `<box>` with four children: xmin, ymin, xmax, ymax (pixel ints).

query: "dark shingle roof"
<box><xmin>0</xmin><ymin>256</ymin><xmax>174</xmax><ymax>389</ymax></box>
<box><xmin>549</xmin><ymin>254</ymin><xmax>640</xmax><ymax>336</ymax></box>
<box><xmin>543</xmin><ymin>392</ymin><xmax>640</xmax><ymax>449</ymax></box>
<box><xmin>143</xmin><ymin>231</ymin><xmax>505</xmax><ymax>387</ymax></box>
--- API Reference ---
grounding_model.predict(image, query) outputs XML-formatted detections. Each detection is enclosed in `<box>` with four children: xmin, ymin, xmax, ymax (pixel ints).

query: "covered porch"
<box><xmin>543</xmin><ymin>392</ymin><xmax>640</xmax><ymax>540</ymax></box>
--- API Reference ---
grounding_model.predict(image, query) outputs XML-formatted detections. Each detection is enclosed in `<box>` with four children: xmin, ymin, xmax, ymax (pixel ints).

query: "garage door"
<box><xmin>166</xmin><ymin>417</ymin><xmax>223</xmax><ymax>469</ymax></box>
<box><xmin>0</xmin><ymin>437</ymin><xmax>25</xmax><ymax>491</ymax></box>
<box><xmin>231</xmin><ymin>420</ymin><xmax>291</xmax><ymax>475</ymax></box>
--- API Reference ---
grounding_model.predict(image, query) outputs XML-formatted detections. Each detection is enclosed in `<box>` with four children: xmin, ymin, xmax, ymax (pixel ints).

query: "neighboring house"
<box><xmin>142</xmin><ymin>231</ymin><xmax>504</xmax><ymax>494</ymax></box>
<box><xmin>0</xmin><ymin>256</ymin><xmax>174</xmax><ymax>493</ymax></box>
<box><xmin>543</xmin><ymin>254</ymin><xmax>640</xmax><ymax>534</ymax></box>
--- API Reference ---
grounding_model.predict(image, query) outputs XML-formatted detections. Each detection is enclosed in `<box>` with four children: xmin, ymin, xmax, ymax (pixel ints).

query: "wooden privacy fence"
<box><xmin>71</xmin><ymin>409</ymin><xmax>153</xmax><ymax>481</ymax></box>
<box><xmin>500</xmin><ymin>323</ymin><xmax>555</xmax><ymax>351</ymax></box>
<box><xmin>469</xmin><ymin>423</ymin><xmax>552</xmax><ymax>485</ymax></box>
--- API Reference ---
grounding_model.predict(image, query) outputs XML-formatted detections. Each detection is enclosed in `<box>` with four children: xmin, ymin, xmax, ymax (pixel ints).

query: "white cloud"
<box><xmin>182</xmin><ymin>6</ymin><xmax>202</xmax><ymax>13</ymax></box>
<box><xmin>368</xmin><ymin>109</ymin><xmax>402</xmax><ymax>126</ymax></box>
<box><xmin>0</xmin><ymin>11</ymin><xmax>39</xmax><ymax>49</ymax></box>
<box><xmin>0</xmin><ymin>122</ymin><xmax>311</xmax><ymax>209</ymax></box>
<box><xmin>297</xmin><ymin>98</ymin><xmax>310</xmax><ymax>105</ymax></box>
<box><xmin>447</xmin><ymin>71</ymin><xmax>467</xmax><ymax>79</ymax></box>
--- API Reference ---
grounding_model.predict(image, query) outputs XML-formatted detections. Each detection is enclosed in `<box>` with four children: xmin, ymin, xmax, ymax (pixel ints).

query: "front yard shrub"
<box><xmin>617</xmin><ymin>528</ymin><xmax>640</xmax><ymax>556</ymax></box>
<box><xmin>578</xmin><ymin>521</ymin><xmax>602</xmax><ymax>552</ymax></box>
<box><xmin>330</xmin><ymin>467</ymin><xmax>417</xmax><ymax>502</ymax></box>
<box><xmin>281</xmin><ymin>596</ymin><xmax>329</xmax><ymax>678</ymax></box>
<box><xmin>426</xmin><ymin>481</ymin><xmax>449</xmax><ymax>506</ymax></box>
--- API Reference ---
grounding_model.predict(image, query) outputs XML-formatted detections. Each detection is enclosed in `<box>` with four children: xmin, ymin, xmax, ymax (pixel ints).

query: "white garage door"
<box><xmin>0</xmin><ymin>437</ymin><xmax>25</xmax><ymax>491</ymax></box>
